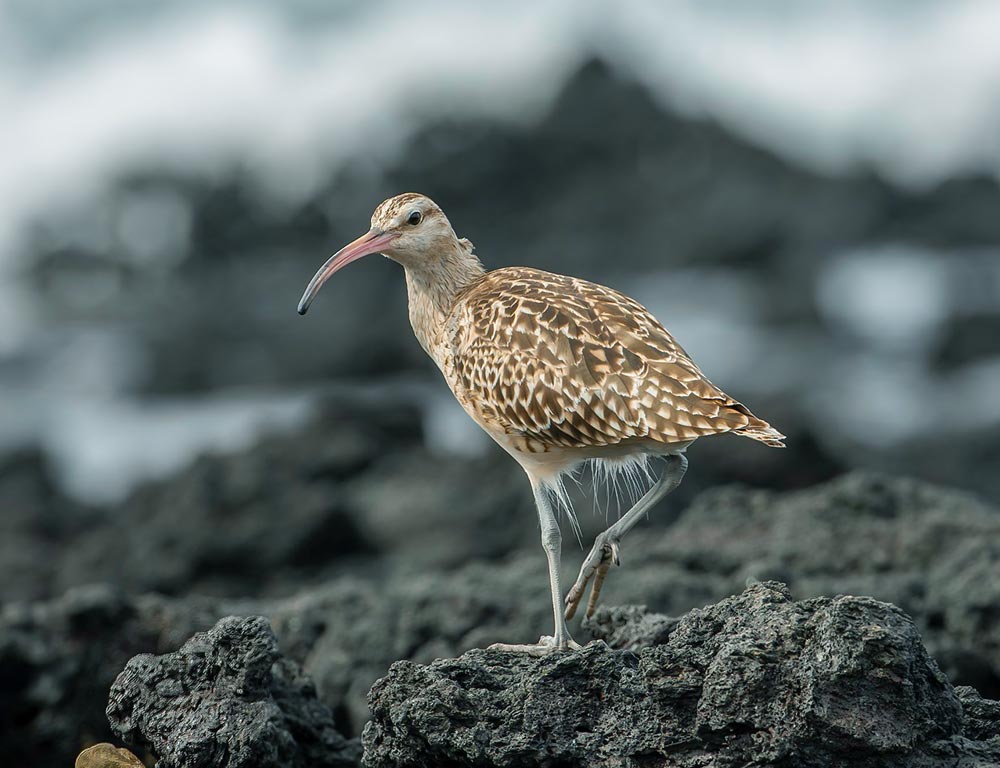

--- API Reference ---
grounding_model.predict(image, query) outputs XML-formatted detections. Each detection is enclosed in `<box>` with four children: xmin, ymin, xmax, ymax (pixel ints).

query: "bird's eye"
<box><xmin>407</xmin><ymin>210</ymin><xmax>422</xmax><ymax>226</ymax></box>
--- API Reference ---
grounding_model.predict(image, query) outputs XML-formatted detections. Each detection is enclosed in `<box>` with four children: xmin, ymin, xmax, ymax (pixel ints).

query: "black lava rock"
<box><xmin>107</xmin><ymin>615</ymin><xmax>359</xmax><ymax>768</ymax></box>
<box><xmin>6</xmin><ymin>473</ymin><xmax>1000</xmax><ymax>764</ymax></box>
<box><xmin>608</xmin><ymin>472</ymin><xmax>1000</xmax><ymax>698</ymax></box>
<box><xmin>362</xmin><ymin>582</ymin><xmax>1000</xmax><ymax>768</ymax></box>
<box><xmin>581</xmin><ymin>603</ymin><xmax>679</xmax><ymax>650</ymax></box>
<box><xmin>955</xmin><ymin>685</ymin><xmax>1000</xmax><ymax>742</ymax></box>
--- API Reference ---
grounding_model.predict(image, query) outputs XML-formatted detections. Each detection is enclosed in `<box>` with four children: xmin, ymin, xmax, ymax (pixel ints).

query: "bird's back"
<box><xmin>443</xmin><ymin>267</ymin><xmax>784</xmax><ymax>455</ymax></box>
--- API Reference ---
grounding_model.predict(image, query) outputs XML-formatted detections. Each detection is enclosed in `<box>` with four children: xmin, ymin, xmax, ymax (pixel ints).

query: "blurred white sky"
<box><xmin>2</xmin><ymin>0</ymin><xmax>1000</xmax><ymax>263</ymax></box>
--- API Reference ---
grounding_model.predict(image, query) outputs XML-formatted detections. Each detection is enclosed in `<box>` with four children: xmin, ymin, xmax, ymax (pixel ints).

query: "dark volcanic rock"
<box><xmin>956</xmin><ymin>686</ymin><xmax>1000</xmax><ymax>741</ymax></box>
<box><xmin>363</xmin><ymin>582</ymin><xmax>999</xmax><ymax>768</ymax></box>
<box><xmin>6</xmin><ymin>472</ymin><xmax>1000</xmax><ymax>765</ymax></box>
<box><xmin>0</xmin><ymin>560</ymin><xmax>550</xmax><ymax>764</ymax></box>
<box><xmin>581</xmin><ymin>603</ymin><xmax>678</xmax><ymax>650</ymax></box>
<box><xmin>605</xmin><ymin>472</ymin><xmax>1000</xmax><ymax>698</ymax></box>
<box><xmin>107</xmin><ymin>615</ymin><xmax>359</xmax><ymax>768</ymax></box>
<box><xmin>0</xmin><ymin>393</ymin><xmax>527</xmax><ymax>605</ymax></box>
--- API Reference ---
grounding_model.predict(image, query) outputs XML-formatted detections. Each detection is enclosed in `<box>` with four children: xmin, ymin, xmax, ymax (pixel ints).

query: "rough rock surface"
<box><xmin>107</xmin><ymin>615</ymin><xmax>359</xmax><ymax>768</ymax></box>
<box><xmin>581</xmin><ymin>603</ymin><xmax>678</xmax><ymax>650</ymax></box>
<box><xmin>5</xmin><ymin>473</ymin><xmax>1000</xmax><ymax>765</ymax></box>
<box><xmin>606</xmin><ymin>472</ymin><xmax>1000</xmax><ymax>698</ymax></box>
<box><xmin>0</xmin><ymin>565</ymin><xmax>550</xmax><ymax>766</ymax></box>
<box><xmin>956</xmin><ymin>686</ymin><xmax>1000</xmax><ymax>742</ymax></box>
<box><xmin>363</xmin><ymin>582</ymin><xmax>1000</xmax><ymax>768</ymax></box>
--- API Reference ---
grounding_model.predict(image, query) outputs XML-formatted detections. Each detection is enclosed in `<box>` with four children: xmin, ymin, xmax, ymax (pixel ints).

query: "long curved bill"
<box><xmin>297</xmin><ymin>229</ymin><xmax>398</xmax><ymax>315</ymax></box>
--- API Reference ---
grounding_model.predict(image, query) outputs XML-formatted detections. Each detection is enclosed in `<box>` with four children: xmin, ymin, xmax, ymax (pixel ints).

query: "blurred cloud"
<box><xmin>606</xmin><ymin>0</ymin><xmax>1000</xmax><ymax>183</ymax></box>
<box><xmin>0</xmin><ymin>2</ymin><xmax>582</xmax><ymax>261</ymax></box>
<box><xmin>2</xmin><ymin>0</ymin><xmax>1000</xmax><ymax>268</ymax></box>
<box><xmin>40</xmin><ymin>391</ymin><xmax>313</xmax><ymax>503</ymax></box>
<box><xmin>115</xmin><ymin>188</ymin><xmax>192</xmax><ymax>267</ymax></box>
<box><xmin>817</xmin><ymin>246</ymin><xmax>950</xmax><ymax>353</ymax></box>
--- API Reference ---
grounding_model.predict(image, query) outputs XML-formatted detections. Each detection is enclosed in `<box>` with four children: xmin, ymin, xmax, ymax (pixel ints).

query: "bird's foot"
<box><xmin>565</xmin><ymin>535</ymin><xmax>620</xmax><ymax>620</ymax></box>
<box><xmin>488</xmin><ymin>635</ymin><xmax>582</xmax><ymax>656</ymax></box>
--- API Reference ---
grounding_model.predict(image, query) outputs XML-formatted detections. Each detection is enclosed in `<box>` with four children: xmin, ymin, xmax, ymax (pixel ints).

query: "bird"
<box><xmin>297</xmin><ymin>193</ymin><xmax>784</xmax><ymax>655</ymax></box>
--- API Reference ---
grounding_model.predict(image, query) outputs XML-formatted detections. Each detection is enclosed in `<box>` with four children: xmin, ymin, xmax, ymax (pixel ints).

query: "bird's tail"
<box><xmin>723</xmin><ymin>400</ymin><xmax>786</xmax><ymax>447</ymax></box>
<box><xmin>735</xmin><ymin>415</ymin><xmax>786</xmax><ymax>447</ymax></box>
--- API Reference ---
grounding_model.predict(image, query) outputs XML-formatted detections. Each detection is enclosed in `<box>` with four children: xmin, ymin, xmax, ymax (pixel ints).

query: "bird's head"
<box><xmin>297</xmin><ymin>192</ymin><xmax>470</xmax><ymax>315</ymax></box>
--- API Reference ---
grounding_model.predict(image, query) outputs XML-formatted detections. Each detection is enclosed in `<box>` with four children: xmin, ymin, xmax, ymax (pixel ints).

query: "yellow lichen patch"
<box><xmin>75</xmin><ymin>743</ymin><xmax>145</xmax><ymax>768</ymax></box>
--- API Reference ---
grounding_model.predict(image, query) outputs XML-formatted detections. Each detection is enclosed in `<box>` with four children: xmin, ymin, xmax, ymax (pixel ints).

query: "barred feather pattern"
<box><xmin>440</xmin><ymin>267</ymin><xmax>785</xmax><ymax>456</ymax></box>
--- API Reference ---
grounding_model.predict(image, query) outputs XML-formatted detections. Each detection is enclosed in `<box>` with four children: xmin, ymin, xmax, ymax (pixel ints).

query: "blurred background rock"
<box><xmin>3</xmin><ymin>0</ymin><xmax>1000</xmax><ymax>513</ymax></box>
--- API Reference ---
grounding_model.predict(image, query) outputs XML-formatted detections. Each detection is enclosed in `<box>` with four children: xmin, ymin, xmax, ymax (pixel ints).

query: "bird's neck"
<box><xmin>403</xmin><ymin>243</ymin><xmax>485</xmax><ymax>358</ymax></box>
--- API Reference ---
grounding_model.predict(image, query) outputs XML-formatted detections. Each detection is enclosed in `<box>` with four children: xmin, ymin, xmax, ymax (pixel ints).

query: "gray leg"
<box><xmin>489</xmin><ymin>481</ymin><xmax>580</xmax><ymax>655</ymax></box>
<box><xmin>536</xmin><ymin>482</ymin><xmax>575</xmax><ymax>647</ymax></box>
<box><xmin>565</xmin><ymin>453</ymin><xmax>688</xmax><ymax>620</ymax></box>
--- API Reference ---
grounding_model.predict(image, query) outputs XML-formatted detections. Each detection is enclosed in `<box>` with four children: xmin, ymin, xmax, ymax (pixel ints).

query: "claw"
<box><xmin>565</xmin><ymin>537</ymin><xmax>620</xmax><ymax>621</ymax></box>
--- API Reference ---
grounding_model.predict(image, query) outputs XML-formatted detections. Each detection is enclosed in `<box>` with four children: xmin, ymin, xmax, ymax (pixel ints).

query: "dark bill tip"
<box><xmin>296</xmin><ymin>287</ymin><xmax>315</xmax><ymax>315</ymax></box>
<box><xmin>296</xmin><ymin>228</ymin><xmax>396</xmax><ymax>317</ymax></box>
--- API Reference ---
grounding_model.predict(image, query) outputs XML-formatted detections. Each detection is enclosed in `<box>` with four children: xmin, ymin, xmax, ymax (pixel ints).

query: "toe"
<box><xmin>608</xmin><ymin>539</ymin><xmax>621</xmax><ymax>567</ymax></box>
<box><xmin>564</xmin><ymin>587</ymin><xmax>583</xmax><ymax>620</ymax></box>
<box><xmin>585</xmin><ymin>562</ymin><xmax>611</xmax><ymax>618</ymax></box>
<box><xmin>487</xmin><ymin>637</ymin><xmax>579</xmax><ymax>656</ymax></box>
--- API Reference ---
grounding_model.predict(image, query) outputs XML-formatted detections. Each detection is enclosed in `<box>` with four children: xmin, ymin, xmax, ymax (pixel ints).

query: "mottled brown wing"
<box><xmin>446</xmin><ymin>267</ymin><xmax>781</xmax><ymax>453</ymax></box>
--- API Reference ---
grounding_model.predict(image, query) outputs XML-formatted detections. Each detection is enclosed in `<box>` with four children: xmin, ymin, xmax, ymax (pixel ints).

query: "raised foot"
<box><xmin>565</xmin><ymin>536</ymin><xmax>621</xmax><ymax>620</ymax></box>
<box><xmin>488</xmin><ymin>635</ymin><xmax>583</xmax><ymax>657</ymax></box>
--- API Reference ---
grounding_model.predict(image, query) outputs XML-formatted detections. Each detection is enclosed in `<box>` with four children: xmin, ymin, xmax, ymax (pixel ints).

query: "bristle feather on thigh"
<box><xmin>539</xmin><ymin>469</ymin><xmax>584</xmax><ymax>544</ymax></box>
<box><xmin>591</xmin><ymin>454</ymin><xmax>659</xmax><ymax>521</ymax></box>
<box><xmin>537</xmin><ymin>453</ymin><xmax>666</xmax><ymax>545</ymax></box>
